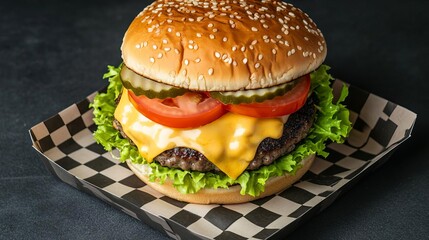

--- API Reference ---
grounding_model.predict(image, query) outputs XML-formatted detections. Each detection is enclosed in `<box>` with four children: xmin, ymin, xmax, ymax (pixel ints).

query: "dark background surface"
<box><xmin>1</xmin><ymin>0</ymin><xmax>428</xmax><ymax>239</ymax></box>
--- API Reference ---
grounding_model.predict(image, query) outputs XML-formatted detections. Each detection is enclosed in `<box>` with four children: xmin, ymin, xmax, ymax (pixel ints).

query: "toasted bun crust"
<box><xmin>121</xmin><ymin>0</ymin><xmax>326</xmax><ymax>91</ymax></box>
<box><xmin>127</xmin><ymin>154</ymin><xmax>315</xmax><ymax>204</ymax></box>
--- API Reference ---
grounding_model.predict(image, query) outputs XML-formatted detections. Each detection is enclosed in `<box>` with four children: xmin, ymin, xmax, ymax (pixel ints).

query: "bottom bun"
<box><xmin>127</xmin><ymin>154</ymin><xmax>315</xmax><ymax>205</ymax></box>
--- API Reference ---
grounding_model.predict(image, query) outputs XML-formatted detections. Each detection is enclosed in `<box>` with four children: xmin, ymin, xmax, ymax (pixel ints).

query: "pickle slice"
<box><xmin>120</xmin><ymin>65</ymin><xmax>186</xmax><ymax>99</ymax></box>
<box><xmin>210</xmin><ymin>77</ymin><xmax>303</xmax><ymax>104</ymax></box>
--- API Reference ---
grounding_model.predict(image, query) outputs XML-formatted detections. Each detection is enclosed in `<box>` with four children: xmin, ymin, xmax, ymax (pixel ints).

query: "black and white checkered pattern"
<box><xmin>30</xmin><ymin>80</ymin><xmax>416</xmax><ymax>240</ymax></box>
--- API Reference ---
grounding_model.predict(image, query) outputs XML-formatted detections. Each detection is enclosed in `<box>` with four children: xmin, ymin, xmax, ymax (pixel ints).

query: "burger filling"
<box><xmin>91</xmin><ymin>64</ymin><xmax>352</xmax><ymax>196</ymax></box>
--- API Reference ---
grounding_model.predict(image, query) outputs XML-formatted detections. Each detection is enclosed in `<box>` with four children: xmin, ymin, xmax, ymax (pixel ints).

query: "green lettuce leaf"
<box><xmin>90</xmin><ymin>64</ymin><xmax>352</xmax><ymax>197</ymax></box>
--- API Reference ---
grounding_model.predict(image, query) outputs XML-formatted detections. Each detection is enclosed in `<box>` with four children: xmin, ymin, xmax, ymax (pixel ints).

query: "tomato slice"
<box><xmin>127</xmin><ymin>74</ymin><xmax>310</xmax><ymax>127</ymax></box>
<box><xmin>225</xmin><ymin>74</ymin><xmax>311</xmax><ymax>118</ymax></box>
<box><xmin>128</xmin><ymin>90</ymin><xmax>226</xmax><ymax>128</ymax></box>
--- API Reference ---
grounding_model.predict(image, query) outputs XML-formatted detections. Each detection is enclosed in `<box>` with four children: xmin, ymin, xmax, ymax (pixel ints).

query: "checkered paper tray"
<box><xmin>29</xmin><ymin>80</ymin><xmax>416</xmax><ymax>240</ymax></box>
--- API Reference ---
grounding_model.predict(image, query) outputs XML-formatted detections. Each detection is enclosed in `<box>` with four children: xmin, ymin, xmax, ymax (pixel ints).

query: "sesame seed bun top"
<box><xmin>121</xmin><ymin>0</ymin><xmax>327</xmax><ymax>91</ymax></box>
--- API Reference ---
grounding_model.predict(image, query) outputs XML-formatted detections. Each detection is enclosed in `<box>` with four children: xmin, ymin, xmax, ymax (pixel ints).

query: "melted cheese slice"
<box><xmin>114</xmin><ymin>90</ymin><xmax>287</xmax><ymax>180</ymax></box>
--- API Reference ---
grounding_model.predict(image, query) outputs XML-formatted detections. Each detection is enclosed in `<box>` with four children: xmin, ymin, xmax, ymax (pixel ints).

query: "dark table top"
<box><xmin>2</xmin><ymin>0</ymin><xmax>428</xmax><ymax>239</ymax></box>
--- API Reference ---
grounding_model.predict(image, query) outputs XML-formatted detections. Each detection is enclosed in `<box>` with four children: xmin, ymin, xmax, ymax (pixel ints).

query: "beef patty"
<box><xmin>113</xmin><ymin>95</ymin><xmax>317</xmax><ymax>173</ymax></box>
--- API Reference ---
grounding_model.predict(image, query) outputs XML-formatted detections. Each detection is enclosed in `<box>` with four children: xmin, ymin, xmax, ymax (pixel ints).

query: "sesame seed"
<box><xmin>198</xmin><ymin>75</ymin><xmax>204</xmax><ymax>81</ymax></box>
<box><xmin>135</xmin><ymin>44</ymin><xmax>141</xmax><ymax>49</ymax></box>
<box><xmin>167</xmin><ymin>28</ymin><xmax>172</xmax><ymax>32</ymax></box>
<box><xmin>149</xmin><ymin>57</ymin><xmax>155</xmax><ymax>63</ymax></box>
<box><xmin>209</xmin><ymin>34</ymin><xmax>215</xmax><ymax>39</ymax></box>
<box><xmin>272</xmin><ymin>49</ymin><xmax>277</xmax><ymax>55</ymax></box>
<box><xmin>152</xmin><ymin>45</ymin><xmax>157</xmax><ymax>50</ymax></box>
<box><xmin>222</xmin><ymin>54</ymin><xmax>228</xmax><ymax>60</ymax></box>
<box><xmin>164</xmin><ymin>47</ymin><xmax>171</xmax><ymax>51</ymax></box>
<box><xmin>195</xmin><ymin>58</ymin><xmax>201</xmax><ymax>63</ymax></box>
<box><xmin>213</xmin><ymin>28</ymin><xmax>218</xmax><ymax>32</ymax></box>
<box><xmin>194</xmin><ymin>44</ymin><xmax>199</xmax><ymax>50</ymax></box>
<box><xmin>143</xmin><ymin>41</ymin><xmax>148</xmax><ymax>47</ymax></box>
<box><xmin>176</xmin><ymin>32</ymin><xmax>181</xmax><ymax>37</ymax></box>
<box><xmin>255</xmin><ymin>62</ymin><xmax>260</xmax><ymax>68</ymax></box>
<box><xmin>232</xmin><ymin>46</ymin><xmax>237</xmax><ymax>51</ymax></box>
<box><xmin>263</xmin><ymin>24</ymin><xmax>269</xmax><ymax>29</ymax></box>
<box><xmin>243</xmin><ymin>58</ymin><xmax>248</xmax><ymax>64</ymax></box>
<box><xmin>184</xmin><ymin>59</ymin><xmax>189</xmax><ymax>65</ymax></box>
<box><xmin>188</xmin><ymin>45</ymin><xmax>194</xmax><ymax>49</ymax></box>
<box><xmin>174</xmin><ymin>48</ymin><xmax>180</xmax><ymax>54</ymax></box>
<box><xmin>196</xmin><ymin>33</ymin><xmax>202</xmax><ymax>38</ymax></box>
<box><xmin>251</xmin><ymin>27</ymin><xmax>258</xmax><ymax>32</ymax></box>
<box><xmin>223</xmin><ymin>37</ymin><xmax>228</xmax><ymax>42</ymax></box>
<box><xmin>215</xmin><ymin>52</ymin><xmax>221</xmax><ymax>58</ymax></box>
<box><xmin>182</xmin><ymin>69</ymin><xmax>187</xmax><ymax>76</ymax></box>
<box><xmin>233</xmin><ymin>60</ymin><xmax>237</xmax><ymax>66</ymax></box>
<box><xmin>258</xmin><ymin>53</ymin><xmax>263</xmax><ymax>60</ymax></box>
<box><xmin>241</xmin><ymin>46</ymin><xmax>246</xmax><ymax>52</ymax></box>
<box><xmin>297</xmin><ymin>45</ymin><xmax>302</xmax><ymax>51</ymax></box>
<box><xmin>208</xmin><ymin>23</ymin><xmax>214</xmax><ymax>28</ymax></box>
<box><xmin>276</xmin><ymin>34</ymin><xmax>282</xmax><ymax>39</ymax></box>
<box><xmin>157</xmin><ymin>53</ymin><xmax>163</xmax><ymax>58</ymax></box>
<box><xmin>162</xmin><ymin>39</ymin><xmax>168</xmax><ymax>44</ymax></box>
<box><xmin>208</xmin><ymin>68</ymin><xmax>214</xmax><ymax>75</ymax></box>
<box><xmin>251</xmin><ymin>40</ymin><xmax>257</xmax><ymax>45</ymax></box>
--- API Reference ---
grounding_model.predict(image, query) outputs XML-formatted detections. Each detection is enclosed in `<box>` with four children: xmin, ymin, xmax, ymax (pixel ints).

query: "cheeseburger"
<box><xmin>91</xmin><ymin>0</ymin><xmax>352</xmax><ymax>204</ymax></box>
